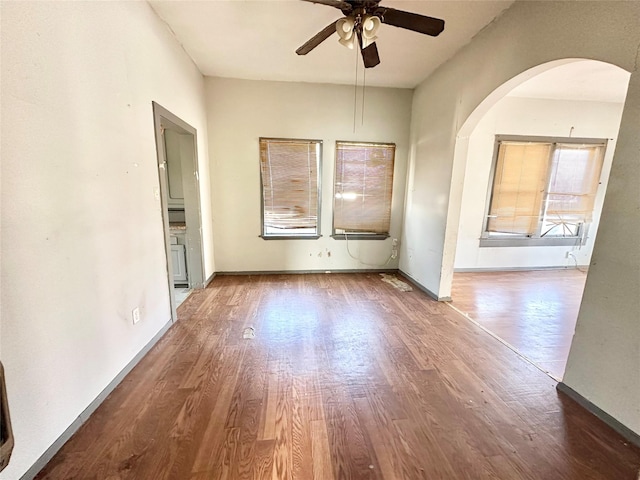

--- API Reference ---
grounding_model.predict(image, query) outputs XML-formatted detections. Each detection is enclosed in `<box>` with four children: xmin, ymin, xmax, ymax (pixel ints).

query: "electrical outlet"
<box><xmin>392</xmin><ymin>238</ymin><xmax>399</xmax><ymax>247</ymax></box>
<box><xmin>132</xmin><ymin>307</ymin><xmax>141</xmax><ymax>325</ymax></box>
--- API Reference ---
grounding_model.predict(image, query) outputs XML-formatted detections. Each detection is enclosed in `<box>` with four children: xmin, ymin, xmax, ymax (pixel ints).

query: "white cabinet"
<box><xmin>171</xmin><ymin>244</ymin><xmax>187</xmax><ymax>283</ymax></box>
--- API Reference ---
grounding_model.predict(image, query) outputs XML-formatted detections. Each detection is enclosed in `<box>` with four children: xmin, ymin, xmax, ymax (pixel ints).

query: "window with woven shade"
<box><xmin>333</xmin><ymin>141</ymin><xmax>395</xmax><ymax>238</ymax></box>
<box><xmin>259</xmin><ymin>138</ymin><xmax>321</xmax><ymax>238</ymax></box>
<box><xmin>487</xmin><ymin>142</ymin><xmax>552</xmax><ymax>235</ymax></box>
<box><xmin>483</xmin><ymin>136</ymin><xmax>606</xmax><ymax>246</ymax></box>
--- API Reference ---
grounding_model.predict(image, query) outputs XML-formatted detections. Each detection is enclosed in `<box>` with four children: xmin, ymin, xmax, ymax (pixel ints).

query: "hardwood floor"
<box><xmin>450</xmin><ymin>269</ymin><xmax>587</xmax><ymax>380</ymax></box>
<box><xmin>36</xmin><ymin>273</ymin><xmax>639</xmax><ymax>479</ymax></box>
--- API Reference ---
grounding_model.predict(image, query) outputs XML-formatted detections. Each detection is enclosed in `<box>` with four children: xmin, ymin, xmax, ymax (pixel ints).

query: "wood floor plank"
<box><xmin>260</xmin><ymin>372</ymin><xmax>279</xmax><ymax>442</ymax></box>
<box><xmin>271</xmin><ymin>364</ymin><xmax>293</xmax><ymax>480</ymax></box>
<box><xmin>35</xmin><ymin>273</ymin><xmax>640</xmax><ymax>480</ymax></box>
<box><xmin>310</xmin><ymin>418</ymin><xmax>335</xmax><ymax>480</ymax></box>
<box><xmin>352</xmin><ymin>396</ymin><xmax>396</xmax><ymax>479</ymax></box>
<box><xmin>291</xmin><ymin>377</ymin><xmax>313</xmax><ymax>480</ymax></box>
<box><xmin>191</xmin><ymin>345</ymin><xmax>244</xmax><ymax>474</ymax></box>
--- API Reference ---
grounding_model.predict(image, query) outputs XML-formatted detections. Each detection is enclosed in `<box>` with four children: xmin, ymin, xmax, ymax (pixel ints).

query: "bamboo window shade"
<box><xmin>334</xmin><ymin>142</ymin><xmax>395</xmax><ymax>234</ymax></box>
<box><xmin>545</xmin><ymin>144</ymin><xmax>604</xmax><ymax>224</ymax></box>
<box><xmin>259</xmin><ymin>138</ymin><xmax>320</xmax><ymax>232</ymax></box>
<box><xmin>488</xmin><ymin>142</ymin><xmax>551</xmax><ymax>235</ymax></box>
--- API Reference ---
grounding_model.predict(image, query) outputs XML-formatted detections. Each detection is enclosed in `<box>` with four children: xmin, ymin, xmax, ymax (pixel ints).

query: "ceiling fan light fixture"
<box><xmin>362</xmin><ymin>15</ymin><xmax>380</xmax><ymax>36</ymax></box>
<box><xmin>361</xmin><ymin>15</ymin><xmax>380</xmax><ymax>48</ymax></box>
<box><xmin>336</xmin><ymin>17</ymin><xmax>357</xmax><ymax>49</ymax></box>
<box><xmin>336</xmin><ymin>17</ymin><xmax>355</xmax><ymax>38</ymax></box>
<box><xmin>338</xmin><ymin>35</ymin><xmax>357</xmax><ymax>49</ymax></box>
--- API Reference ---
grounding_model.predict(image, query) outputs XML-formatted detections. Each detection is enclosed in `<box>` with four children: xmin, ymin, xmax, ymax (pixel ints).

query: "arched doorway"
<box><xmin>445</xmin><ymin>59</ymin><xmax>631</xmax><ymax>379</ymax></box>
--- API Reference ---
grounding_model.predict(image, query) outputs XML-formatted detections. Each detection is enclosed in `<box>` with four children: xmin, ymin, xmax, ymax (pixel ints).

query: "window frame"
<box><xmin>259</xmin><ymin>137</ymin><xmax>323</xmax><ymax>240</ymax></box>
<box><xmin>480</xmin><ymin>135</ymin><xmax>607</xmax><ymax>248</ymax></box>
<box><xmin>331</xmin><ymin>140</ymin><xmax>396</xmax><ymax>240</ymax></box>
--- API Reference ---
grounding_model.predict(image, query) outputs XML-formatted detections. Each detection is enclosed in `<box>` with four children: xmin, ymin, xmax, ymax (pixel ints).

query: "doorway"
<box><xmin>152</xmin><ymin>102</ymin><xmax>205</xmax><ymax>321</ymax></box>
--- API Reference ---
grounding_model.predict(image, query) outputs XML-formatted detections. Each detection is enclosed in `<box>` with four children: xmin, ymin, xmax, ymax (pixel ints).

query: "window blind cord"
<box><xmin>568</xmin><ymin>248</ymin><xmax>588</xmax><ymax>274</ymax></box>
<box><xmin>570</xmin><ymin>228</ymin><xmax>588</xmax><ymax>274</ymax></box>
<box><xmin>344</xmin><ymin>231</ymin><xmax>394</xmax><ymax>267</ymax></box>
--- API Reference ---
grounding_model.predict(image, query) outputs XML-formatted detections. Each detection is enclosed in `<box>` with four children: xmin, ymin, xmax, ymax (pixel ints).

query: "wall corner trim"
<box><xmin>21</xmin><ymin>320</ymin><xmax>173</xmax><ymax>480</ymax></box>
<box><xmin>204</xmin><ymin>272</ymin><xmax>216</xmax><ymax>287</ymax></box>
<box><xmin>556</xmin><ymin>382</ymin><xmax>640</xmax><ymax>448</ymax></box>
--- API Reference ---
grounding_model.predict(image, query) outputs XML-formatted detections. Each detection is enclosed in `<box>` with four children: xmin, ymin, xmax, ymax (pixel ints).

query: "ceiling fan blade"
<box><xmin>296</xmin><ymin>20</ymin><xmax>340</xmax><ymax>55</ymax></box>
<box><xmin>356</xmin><ymin>31</ymin><xmax>380</xmax><ymax>68</ymax></box>
<box><xmin>299</xmin><ymin>0</ymin><xmax>352</xmax><ymax>11</ymax></box>
<box><xmin>377</xmin><ymin>7</ymin><xmax>445</xmax><ymax>37</ymax></box>
<box><xmin>361</xmin><ymin>41</ymin><xmax>380</xmax><ymax>69</ymax></box>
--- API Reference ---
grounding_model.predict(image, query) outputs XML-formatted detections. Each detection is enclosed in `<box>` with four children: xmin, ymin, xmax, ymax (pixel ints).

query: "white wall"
<box><xmin>205</xmin><ymin>77</ymin><xmax>412</xmax><ymax>273</ymax></box>
<box><xmin>401</xmin><ymin>1</ymin><xmax>640</xmax><ymax>435</ymax></box>
<box><xmin>0</xmin><ymin>2</ymin><xmax>213</xmax><ymax>479</ymax></box>
<box><xmin>454</xmin><ymin>96</ymin><xmax>625</xmax><ymax>270</ymax></box>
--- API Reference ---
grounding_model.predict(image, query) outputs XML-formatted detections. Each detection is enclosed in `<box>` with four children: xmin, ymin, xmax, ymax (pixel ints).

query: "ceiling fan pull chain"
<box><xmin>362</xmin><ymin>67</ymin><xmax>366</xmax><ymax>126</ymax></box>
<box><xmin>353</xmin><ymin>44</ymin><xmax>359</xmax><ymax>133</ymax></box>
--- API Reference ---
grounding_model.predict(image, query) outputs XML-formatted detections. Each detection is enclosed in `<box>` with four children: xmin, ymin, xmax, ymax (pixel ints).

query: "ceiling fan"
<box><xmin>296</xmin><ymin>0</ymin><xmax>445</xmax><ymax>68</ymax></box>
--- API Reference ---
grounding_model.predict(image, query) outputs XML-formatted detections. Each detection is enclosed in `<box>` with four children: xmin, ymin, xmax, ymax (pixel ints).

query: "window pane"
<box><xmin>542</xmin><ymin>144</ymin><xmax>604</xmax><ymax>236</ymax></box>
<box><xmin>334</xmin><ymin>142</ymin><xmax>395</xmax><ymax>235</ymax></box>
<box><xmin>259</xmin><ymin>138</ymin><xmax>321</xmax><ymax>236</ymax></box>
<box><xmin>487</xmin><ymin>142</ymin><xmax>551</xmax><ymax>235</ymax></box>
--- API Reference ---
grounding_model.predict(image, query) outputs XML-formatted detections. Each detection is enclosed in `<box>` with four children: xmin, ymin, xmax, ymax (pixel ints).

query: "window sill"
<box><xmin>479</xmin><ymin>237</ymin><xmax>586</xmax><ymax>248</ymax></box>
<box><xmin>260</xmin><ymin>234</ymin><xmax>322</xmax><ymax>240</ymax></box>
<box><xmin>332</xmin><ymin>234</ymin><xmax>389</xmax><ymax>241</ymax></box>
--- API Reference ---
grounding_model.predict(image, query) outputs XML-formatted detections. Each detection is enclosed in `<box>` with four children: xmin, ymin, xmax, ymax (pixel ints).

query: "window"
<box><xmin>482</xmin><ymin>136</ymin><xmax>606</xmax><ymax>247</ymax></box>
<box><xmin>259</xmin><ymin>138</ymin><xmax>321</xmax><ymax>238</ymax></box>
<box><xmin>333</xmin><ymin>141</ymin><xmax>395</xmax><ymax>239</ymax></box>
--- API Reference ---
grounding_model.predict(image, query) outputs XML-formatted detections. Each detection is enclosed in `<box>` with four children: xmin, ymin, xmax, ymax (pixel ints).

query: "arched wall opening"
<box><xmin>441</xmin><ymin>59</ymin><xmax>631</xmax><ymax>380</ymax></box>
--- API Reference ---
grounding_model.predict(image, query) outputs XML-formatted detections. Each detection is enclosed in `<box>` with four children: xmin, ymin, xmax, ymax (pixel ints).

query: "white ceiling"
<box><xmin>148</xmin><ymin>0</ymin><xmax>513</xmax><ymax>88</ymax></box>
<box><xmin>507</xmin><ymin>60</ymin><xmax>631</xmax><ymax>104</ymax></box>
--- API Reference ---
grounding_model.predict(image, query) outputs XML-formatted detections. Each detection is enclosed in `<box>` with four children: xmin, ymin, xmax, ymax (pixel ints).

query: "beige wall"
<box><xmin>0</xmin><ymin>2</ymin><xmax>213</xmax><ymax>478</ymax></box>
<box><xmin>402</xmin><ymin>1</ymin><xmax>640</xmax><ymax>433</ymax></box>
<box><xmin>205</xmin><ymin>77</ymin><xmax>412</xmax><ymax>273</ymax></box>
